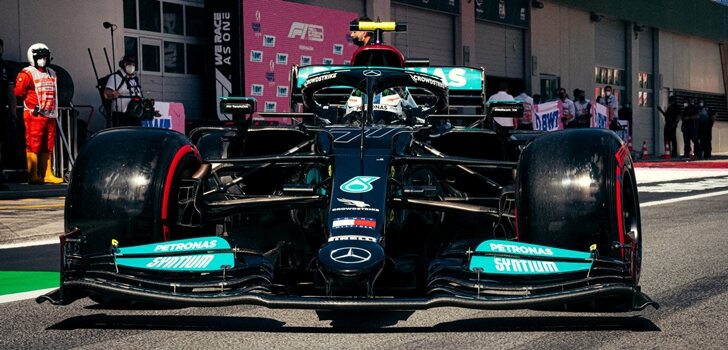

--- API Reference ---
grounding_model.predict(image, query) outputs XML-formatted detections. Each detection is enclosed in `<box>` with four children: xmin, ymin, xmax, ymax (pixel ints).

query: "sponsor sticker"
<box><xmin>276</xmin><ymin>86</ymin><xmax>289</xmax><ymax>97</ymax></box>
<box><xmin>469</xmin><ymin>256</ymin><xmax>592</xmax><ymax>275</ymax></box>
<box><xmin>300</xmin><ymin>55</ymin><xmax>312</xmax><ymax>66</ymax></box>
<box><xmin>340</xmin><ymin>176</ymin><xmax>379</xmax><ymax>194</ymax></box>
<box><xmin>276</xmin><ymin>53</ymin><xmax>288</xmax><ymax>65</ymax></box>
<box><xmin>333</xmin><ymin>44</ymin><xmax>343</xmax><ymax>55</ymax></box>
<box><xmin>251</xmin><ymin>84</ymin><xmax>264</xmax><ymax>96</ymax></box>
<box><xmin>264</xmin><ymin>101</ymin><xmax>277</xmax><ymax>112</ymax></box>
<box><xmin>332</xmin><ymin>217</ymin><xmax>377</xmax><ymax>230</ymax></box>
<box><xmin>263</xmin><ymin>35</ymin><xmax>276</xmax><ymax>47</ymax></box>
<box><xmin>328</xmin><ymin>235</ymin><xmax>377</xmax><ymax>243</ymax></box>
<box><xmin>322</xmin><ymin>57</ymin><xmax>333</xmax><ymax>64</ymax></box>
<box><xmin>250</xmin><ymin>50</ymin><xmax>263</xmax><ymax>62</ymax></box>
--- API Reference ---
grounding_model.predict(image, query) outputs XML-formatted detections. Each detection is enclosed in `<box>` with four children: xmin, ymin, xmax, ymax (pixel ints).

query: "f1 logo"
<box><xmin>288</xmin><ymin>22</ymin><xmax>324</xmax><ymax>42</ymax></box>
<box><xmin>340</xmin><ymin>176</ymin><xmax>380</xmax><ymax>194</ymax></box>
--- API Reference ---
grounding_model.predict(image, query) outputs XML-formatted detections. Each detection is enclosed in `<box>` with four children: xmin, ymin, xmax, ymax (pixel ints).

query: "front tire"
<box><xmin>516</xmin><ymin>129</ymin><xmax>641</xmax><ymax>283</ymax></box>
<box><xmin>65</xmin><ymin>127</ymin><xmax>202</xmax><ymax>255</ymax></box>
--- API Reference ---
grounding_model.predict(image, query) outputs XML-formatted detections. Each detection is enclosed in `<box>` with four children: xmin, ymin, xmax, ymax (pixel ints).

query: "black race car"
<box><xmin>38</xmin><ymin>22</ymin><xmax>656</xmax><ymax>312</ymax></box>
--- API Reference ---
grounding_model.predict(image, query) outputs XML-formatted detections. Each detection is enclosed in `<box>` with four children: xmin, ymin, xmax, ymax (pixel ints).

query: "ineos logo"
<box><xmin>330</xmin><ymin>247</ymin><xmax>372</xmax><ymax>264</ymax></box>
<box><xmin>363</xmin><ymin>70</ymin><xmax>381</xmax><ymax>77</ymax></box>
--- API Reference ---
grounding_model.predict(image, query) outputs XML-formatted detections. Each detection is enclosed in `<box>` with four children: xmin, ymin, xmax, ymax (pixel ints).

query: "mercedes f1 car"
<box><xmin>38</xmin><ymin>22</ymin><xmax>657</xmax><ymax>312</ymax></box>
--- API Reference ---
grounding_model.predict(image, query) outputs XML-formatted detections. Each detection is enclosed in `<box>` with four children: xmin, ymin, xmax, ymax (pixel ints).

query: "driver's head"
<box><xmin>350</xmin><ymin>16</ymin><xmax>374</xmax><ymax>46</ymax></box>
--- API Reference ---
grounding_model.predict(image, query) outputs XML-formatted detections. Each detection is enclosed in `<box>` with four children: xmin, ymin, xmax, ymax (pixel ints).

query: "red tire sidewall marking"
<box><xmin>161</xmin><ymin>144</ymin><xmax>201</xmax><ymax>241</ymax></box>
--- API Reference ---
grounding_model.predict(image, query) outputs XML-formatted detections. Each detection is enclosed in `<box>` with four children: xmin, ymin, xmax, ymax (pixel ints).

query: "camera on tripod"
<box><xmin>126</xmin><ymin>96</ymin><xmax>158</xmax><ymax>120</ymax></box>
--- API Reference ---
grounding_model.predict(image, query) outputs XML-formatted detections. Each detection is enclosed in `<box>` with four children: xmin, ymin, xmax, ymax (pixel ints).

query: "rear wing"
<box><xmin>289</xmin><ymin>65</ymin><xmax>486</xmax><ymax>111</ymax></box>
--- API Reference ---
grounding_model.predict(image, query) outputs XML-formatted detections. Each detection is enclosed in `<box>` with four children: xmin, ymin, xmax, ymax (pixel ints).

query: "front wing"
<box><xmin>37</xmin><ymin>235</ymin><xmax>658</xmax><ymax>311</ymax></box>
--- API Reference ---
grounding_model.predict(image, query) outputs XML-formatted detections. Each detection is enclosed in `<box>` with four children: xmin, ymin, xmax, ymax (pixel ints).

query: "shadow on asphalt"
<box><xmin>47</xmin><ymin>313</ymin><xmax>660</xmax><ymax>332</ymax></box>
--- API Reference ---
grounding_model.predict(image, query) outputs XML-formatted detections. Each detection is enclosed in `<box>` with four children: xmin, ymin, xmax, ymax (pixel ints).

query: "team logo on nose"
<box><xmin>340</xmin><ymin>176</ymin><xmax>379</xmax><ymax>193</ymax></box>
<box><xmin>330</xmin><ymin>247</ymin><xmax>372</xmax><ymax>264</ymax></box>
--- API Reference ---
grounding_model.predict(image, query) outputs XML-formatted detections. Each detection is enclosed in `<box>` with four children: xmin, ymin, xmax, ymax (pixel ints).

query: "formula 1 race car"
<box><xmin>38</xmin><ymin>22</ymin><xmax>657</xmax><ymax>312</ymax></box>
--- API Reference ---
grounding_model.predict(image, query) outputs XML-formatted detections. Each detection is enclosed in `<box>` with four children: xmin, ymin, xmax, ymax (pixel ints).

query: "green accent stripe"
<box><xmin>0</xmin><ymin>271</ymin><xmax>59</xmax><ymax>295</ymax></box>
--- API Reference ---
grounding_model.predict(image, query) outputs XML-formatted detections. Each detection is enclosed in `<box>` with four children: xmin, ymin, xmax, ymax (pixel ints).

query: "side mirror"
<box><xmin>219</xmin><ymin>97</ymin><xmax>256</xmax><ymax>120</ymax></box>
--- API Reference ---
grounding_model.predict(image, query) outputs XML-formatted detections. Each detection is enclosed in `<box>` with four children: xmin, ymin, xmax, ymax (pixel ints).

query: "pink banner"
<box><xmin>140</xmin><ymin>101</ymin><xmax>185</xmax><ymax>134</ymax></box>
<box><xmin>533</xmin><ymin>101</ymin><xmax>564</xmax><ymax>131</ymax></box>
<box><xmin>243</xmin><ymin>0</ymin><xmax>358</xmax><ymax>117</ymax></box>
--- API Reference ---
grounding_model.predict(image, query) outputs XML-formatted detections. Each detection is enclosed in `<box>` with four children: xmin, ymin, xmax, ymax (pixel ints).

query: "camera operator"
<box><xmin>103</xmin><ymin>55</ymin><xmax>142</xmax><ymax>126</ymax></box>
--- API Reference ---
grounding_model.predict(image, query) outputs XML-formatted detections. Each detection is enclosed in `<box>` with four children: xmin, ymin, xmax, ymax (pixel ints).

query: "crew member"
<box><xmin>103</xmin><ymin>54</ymin><xmax>142</xmax><ymax>126</ymax></box>
<box><xmin>15</xmin><ymin>43</ymin><xmax>63</xmax><ymax>184</ymax></box>
<box><xmin>350</xmin><ymin>16</ymin><xmax>374</xmax><ymax>46</ymax></box>
<box><xmin>557</xmin><ymin>88</ymin><xmax>576</xmax><ymax>128</ymax></box>
<box><xmin>572</xmin><ymin>89</ymin><xmax>592</xmax><ymax>128</ymax></box>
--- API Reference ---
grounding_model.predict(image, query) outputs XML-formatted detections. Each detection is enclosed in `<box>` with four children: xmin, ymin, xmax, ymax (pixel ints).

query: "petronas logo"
<box><xmin>340</xmin><ymin>176</ymin><xmax>380</xmax><ymax>194</ymax></box>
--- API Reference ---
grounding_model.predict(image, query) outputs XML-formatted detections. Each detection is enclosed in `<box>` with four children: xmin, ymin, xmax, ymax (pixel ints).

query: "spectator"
<box><xmin>698</xmin><ymin>100</ymin><xmax>716</xmax><ymax>159</ymax></box>
<box><xmin>532</xmin><ymin>94</ymin><xmax>541</xmax><ymax>105</ymax></box>
<box><xmin>680</xmin><ymin>99</ymin><xmax>701</xmax><ymax>159</ymax></box>
<box><xmin>658</xmin><ymin>96</ymin><xmax>681</xmax><ymax>158</ymax></box>
<box><xmin>617</xmin><ymin>100</ymin><xmax>633</xmax><ymax>135</ymax></box>
<box><xmin>557</xmin><ymin>88</ymin><xmax>576</xmax><ymax>128</ymax></box>
<box><xmin>514</xmin><ymin>85</ymin><xmax>533</xmax><ymax>130</ymax></box>
<box><xmin>602</xmin><ymin>85</ymin><xmax>619</xmax><ymax>123</ymax></box>
<box><xmin>15</xmin><ymin>43</ymin><xmax>64</xmax><ymax>184</ymax></box>
<box><xmin>0</xmin><ymin>38</ymin><xmax>17</xmax><ymax>190</ymax></box>
<box><xmin>572</xmin><ymin>89</ymin><xmax>592</xmax><ymax>128</ymax></box>
<box><xmin>103</xmin><ymin>54</ymin><xmax>142</xmax><ymax>127</ymax></box>
<box><xmin>487</xmin><ymin>81</ymin><xmax>515</xmax><ymax>130</ymax></box>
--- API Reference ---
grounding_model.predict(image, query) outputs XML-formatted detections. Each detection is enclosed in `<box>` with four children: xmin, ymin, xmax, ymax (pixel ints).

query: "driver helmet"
<box><xmin>27</xmin><ymin>43</ymin><xmax>51</xmax><ymax>67</ymax></box>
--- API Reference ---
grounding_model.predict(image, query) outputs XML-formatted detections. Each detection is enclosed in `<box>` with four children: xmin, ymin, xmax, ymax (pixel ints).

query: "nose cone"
<box><xmin>318</xmin><ymin>240</ymin><xmax>385</xmax><ymax>288</ymax></box>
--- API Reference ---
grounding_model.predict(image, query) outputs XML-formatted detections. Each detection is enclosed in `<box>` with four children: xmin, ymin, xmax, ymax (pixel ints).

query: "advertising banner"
<box><xmin>208</xmin><ymin>0</ymin><xmax>243</xmax><ymax>121</ymax></box>
<box><xmin>591</xmin><ymin>103</ymin><xmax>608</xmax><ymax>129</ymax></box>
<box><xmin>242</xmin><ymin>0</ymin><xmax>358</xmax><ymax>117</ymax></box>
<box><xmin>532</xmin><ymin>100</ymin><xmax>563</xmax><ymax>131</ymax></box>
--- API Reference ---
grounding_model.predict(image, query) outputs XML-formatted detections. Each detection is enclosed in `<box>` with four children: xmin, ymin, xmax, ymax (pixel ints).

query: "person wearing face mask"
<box><xmin>557</xmin><ymin>88</ymin><xmax>576</xmax><ymax>128</ymax></box>
<box><xmin>602</xmin><ymin>85</ymin><xmax>619</xmax><ymax>124</ymax></box>
<box><xmin>572</xmin><ymin>89</ymin><xmax>591</xmax><ymax>128</ymax></box>
<box><xmin>14</xmin><ymin>43</ymin><xmax>63</xmax><ymax>184</ymax></box>
<box><xmin>103</xmin><ymin>55</ymin><xmax>143</xmax><ymax>126</ymax></box>
<box><xmin>350</xmin><ymin>16</ymin><xmax>374</xmax><ymax>47</ymax></box>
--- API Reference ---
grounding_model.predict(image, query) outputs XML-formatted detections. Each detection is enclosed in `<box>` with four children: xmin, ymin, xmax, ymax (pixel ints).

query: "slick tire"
<box><xmin>516</xmin><ymin>129</ymin><xmax>641</xmax><ymax>283</ymax></box>
<box><xmin>65</xmin><ymin>127</ymin><xmax>202</xmax><ymax>255</ymax></box>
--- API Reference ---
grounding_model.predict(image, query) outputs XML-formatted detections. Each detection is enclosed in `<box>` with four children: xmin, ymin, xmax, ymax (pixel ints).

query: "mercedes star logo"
<box><xmin>330</xmin><ymin>247</ymin><xmax>372</xmax><ymax>264</ymax></box>
<box><xmin>363</xmin><ymin>70</ymin><xmax>381</xmax><ymax>77</ymax></box>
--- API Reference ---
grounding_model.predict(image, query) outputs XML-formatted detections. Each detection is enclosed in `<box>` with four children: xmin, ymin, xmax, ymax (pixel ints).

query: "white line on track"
<box><xmin>640</xmin><ymin>189</ymin><xmax>728</xmax><ymax>207</ymax></box>
<box><xmin>0</xmin><ymin>288</ymin><xmax>56</xmax><ymax>304</ymax></box>
<box><xmin>0</xmin><ymin>239</ymin><xmax>58</xmax><ymax>250</ymax></box>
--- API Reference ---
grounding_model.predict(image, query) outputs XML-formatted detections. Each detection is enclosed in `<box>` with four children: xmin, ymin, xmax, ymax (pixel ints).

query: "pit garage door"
<box><xmin>595</xmin><ymin>18</ymin><xmax>626</xmax><ymax>72</ymax></box>
<box><xmin>475</xmin><ymin>22</ymin><xmax>524</xmax><ymax>78</ymax></box>
<box><xmin>391</xmin><ymin>4</ymin><xmax>455</xmax><ymax>65</ymax></box>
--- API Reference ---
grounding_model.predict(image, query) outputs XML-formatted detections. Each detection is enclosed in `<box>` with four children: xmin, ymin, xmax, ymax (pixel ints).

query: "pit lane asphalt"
<box><xmin>1</xmin><ymin>177</ymin><xmax>728</xmax><ymax>349</ymax></box>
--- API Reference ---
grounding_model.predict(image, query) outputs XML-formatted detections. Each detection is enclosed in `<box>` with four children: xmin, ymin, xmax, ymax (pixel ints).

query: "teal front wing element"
<box><xmin>469</xmin><ymin>240</ymin><xmax>594</xmax><ymax>275</ymax></box>
<box><xmin>117</xmin><ymin>236</ymin><xmax>231</xmax><ymax>255</ymax></box>
<box><xmin>116</xmin><ymin>252</ymin><xmax>235</xmax><ymax>272</ymax></box>
<box><xmin>469</xmin><ymin>256</ymin><xmax>593</xmax><ymax>275</ymax></box>
<box><xmin>475</xmin><ymin>240</ymin><xmax>593</xmax><ymax>260</ymax></box>
<box><xmin>295</xmin><ymin>65</ymin><xmax>483</xmax><ymax>91</ymax></box>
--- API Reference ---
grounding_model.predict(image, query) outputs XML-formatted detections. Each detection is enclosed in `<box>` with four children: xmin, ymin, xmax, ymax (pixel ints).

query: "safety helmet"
<box><xmin>27</xmin><ymin>43</ymin><xmax>51</xmax><ymax>66</ymax></box>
